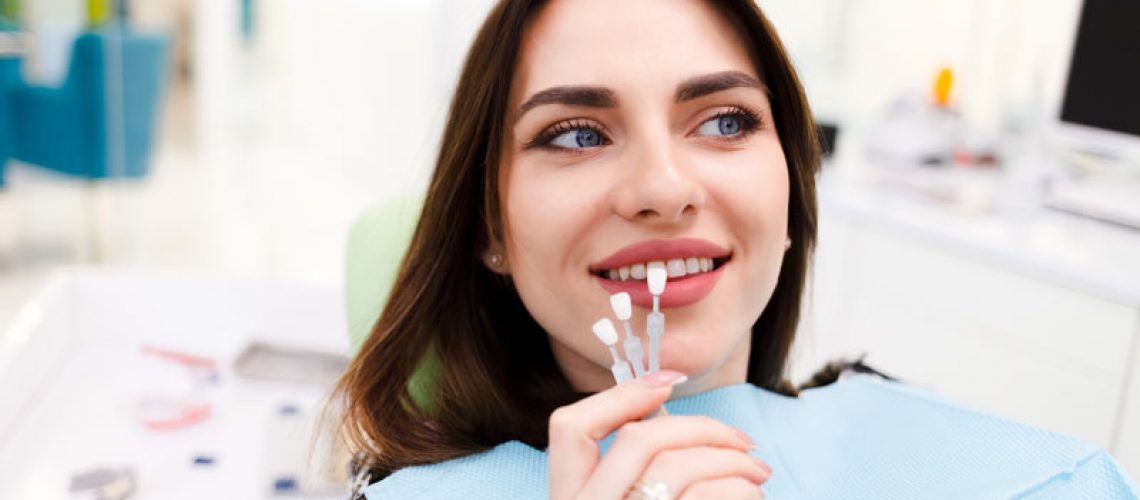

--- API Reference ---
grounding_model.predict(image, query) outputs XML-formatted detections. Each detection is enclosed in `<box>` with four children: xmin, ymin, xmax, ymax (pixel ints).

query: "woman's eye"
<box><xmin>693</xmin><ymin>108</ymin><xmax>761</xmax><ymax>140</ymax></box>
<box><xmin>549</xmin><ymin>128</ymin><xmax>605</xmax><ymax>149</ymax></box>
<box><xmin>525</xmin><ymin>120</ymin><xmax>610</xmax><ymax>152</ymax></box>
<box><xmin>697</xmin><ymin>114</ymin><xmax>744</xmax><ymax>137</ymax></box>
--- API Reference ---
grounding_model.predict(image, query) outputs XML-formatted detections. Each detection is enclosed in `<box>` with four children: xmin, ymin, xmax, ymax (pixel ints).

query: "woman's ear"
<box><xmin>481</xmin><ymin>247</ymin><xmax>510</xmax><ymax>274</ymax></box>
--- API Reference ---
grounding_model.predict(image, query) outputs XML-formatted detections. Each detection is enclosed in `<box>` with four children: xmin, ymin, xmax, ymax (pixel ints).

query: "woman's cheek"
<box><xmin>506</xmin><ymin>161</ymin><xmax>589</xmax><ymax>276</ymax></box>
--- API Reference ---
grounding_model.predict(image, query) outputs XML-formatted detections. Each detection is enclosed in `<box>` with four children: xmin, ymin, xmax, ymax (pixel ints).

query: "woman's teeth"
<box><xmin>605</xmin><ymin>258</ymin><xmax>715</xmax><ymax>281</ymax></box>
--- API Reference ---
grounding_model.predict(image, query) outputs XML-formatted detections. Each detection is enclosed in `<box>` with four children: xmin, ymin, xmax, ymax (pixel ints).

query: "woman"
<box><xmin>336</xmin><ymin>0</ymin><xmax>1138</xmax><ymax>498</ymax></box>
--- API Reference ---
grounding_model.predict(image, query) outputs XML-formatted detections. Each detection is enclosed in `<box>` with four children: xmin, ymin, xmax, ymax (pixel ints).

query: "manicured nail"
<box><xmin>754</xmin><ymin>457</ymin><xmax>773</xmax><ymax>475</ymax></box>
<box><xmin>733</xmin><ymin>428</ymin><xmax>755</xmax><ymax>447</ymax></box>
<box><xmin>640</xmin><ymin>370</ymin><xmax>688</xmax><ymax>388</ymax></box>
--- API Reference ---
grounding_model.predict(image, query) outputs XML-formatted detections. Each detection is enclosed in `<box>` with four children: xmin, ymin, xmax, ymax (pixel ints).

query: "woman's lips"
<box><xmin>594</xmin><ymin>263</ymin><xmax>726</xmax><ymax>308</ymax></box>
<box><xmin>589</xmin><ymin>238</ymin><xmax>731</xmax><ymax>272</ymax></box>
<box><xmin>589</xmin><ymin>238</ymin><xmax>731</xmax><ymax>308</ymax></box>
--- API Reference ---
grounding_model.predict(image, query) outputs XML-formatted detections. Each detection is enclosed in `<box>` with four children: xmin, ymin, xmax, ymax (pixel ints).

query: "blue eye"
<box><xmin>551</xmin><ymin>128</ymin><xmax>604</xmax><ymax>149</ymax></box>
<box><xmin>527</xmin><ymin>119</ymin><xmax>610</xmax><ymax>152</ymax></box>
<box><xmin>697</xmin><ymin>115</ymin><xmax>741</xmax><ymax>136</ymax></box>
<box><xmin>695</xmin><ymin>108</ymin><xmax>761</xmax><ymax>139</ymax></box>
<box><xmin>718</xmin><ymin>115</ymin><xmax>741</xmax><ymax>135</ymax></box>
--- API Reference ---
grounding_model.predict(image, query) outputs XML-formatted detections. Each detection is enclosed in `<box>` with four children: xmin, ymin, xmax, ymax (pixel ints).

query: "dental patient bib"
<box><xmin>363</xmin><ymin>376</ymin><xmax>1138</xmax><ymax>499</ymax></box>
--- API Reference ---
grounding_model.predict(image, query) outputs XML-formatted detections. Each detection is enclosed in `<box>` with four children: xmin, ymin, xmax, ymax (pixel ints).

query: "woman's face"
<box><xmin>497</xmin><ymin>0</ymin><xmax>789</xmax><ymax>395</ymax></box>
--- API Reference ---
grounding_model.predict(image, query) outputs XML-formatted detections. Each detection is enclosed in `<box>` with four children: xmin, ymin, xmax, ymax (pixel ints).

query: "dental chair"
<box><xmin>345</xmin><ymin>195</ymin><xmax>423</xmax><ymax>354</ymax></box>
<box><xmin>345</xmin><ymin>194</ymin><xmax>443</xmax><ymax>410</ymax></box>
<box><xmin>0</xmin><ymin>22</ymin><xmax>21</xmax><ymax>186</ymax></box>
<box><xmin>7</xmin><ymin>29</ymin><xmax>168</xmax><ymax>179</ymax></box>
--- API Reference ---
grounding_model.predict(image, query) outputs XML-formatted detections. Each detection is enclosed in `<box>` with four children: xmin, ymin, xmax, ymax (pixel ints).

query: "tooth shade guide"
<box><xmin>591</xmin><ymin>318</ymin><xmax>619</xmax><ymax>345</ymax></box>
<box><xmin>645</xmin><ymin>266</ymin><xmax>666</xmax><ymax>374</ymax></box>
<box><xmin>593</xmin><ymin>318</ymin><xmax>634</xmax><ymax>383</ymax></box>
<box><xmin>607</xmin><ymin>344</ymin><xmax>630</xmax><ymax>380</ymax></box>
<box><xmin>621</xmin><ymin>328</ymin><xmax>646</xmax><ymax>377</ymax></box>
<box><xmin>606</xmin><ymin>345</ymin><xmax>622</xmax><ymax>364</ymax></box>
<box><xmin>609</xmin><ymin>292</ymin><xmax>632</xmax><ymax>320</ymax></box>
<box><xmin>646</xmin><ymin>266</ymin><xmax>667</xmax><ymax>296</ymax></box>
<box><xmin>646</xmin><ymin>311</ymin><xmax>665</xmax><ymax>372</ymax></box>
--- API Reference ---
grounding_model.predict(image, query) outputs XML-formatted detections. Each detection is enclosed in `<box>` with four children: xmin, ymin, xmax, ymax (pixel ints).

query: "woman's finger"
<box><xmin>678</xmin><ymin>476</ymin><xmax>766</xmax><ymax>500</ymax></box>
<box><xmin>642</xmin><ymin>446</ymin><xmax>771</xmax><ymax>495</ymax></box>
<box><xmin>575</xmin><ymin>415</ymin><xmax>754</xmax><ymax>499</ymax></box>
<box><xmin>548</xmin><ymin>370</ymin><xmax>687</xmax><ymax>500</ymax></box>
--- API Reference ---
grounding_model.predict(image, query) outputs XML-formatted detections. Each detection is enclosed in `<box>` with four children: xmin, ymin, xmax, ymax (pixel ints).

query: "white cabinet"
<box><xmin>797</xmin><ymin>196</ymin><xmax>1140</xmax><ymax>479</ymax></box>
<box><xmin>1116</xmin><ymin>326</ymin><xmax>1140</xmax><ymax>479</ymax></box>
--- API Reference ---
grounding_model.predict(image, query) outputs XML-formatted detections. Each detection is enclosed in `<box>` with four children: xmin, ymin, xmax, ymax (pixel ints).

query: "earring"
<box><xmin>490</xmin><ymin>254</ymin><xmax>503</xmax><ymax>268</ymax></box>
<box><xmin>784</xmin><ymin>237</ymin><xmax>792</xmax><ymax>251</ymax></box>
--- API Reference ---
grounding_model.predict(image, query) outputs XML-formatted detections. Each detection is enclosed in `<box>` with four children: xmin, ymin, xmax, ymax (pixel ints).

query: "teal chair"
<box><xmin>0</xmin><ymin>20</ymin><xmax>22</xmax><ymax>186</ymax></box>
<box><xmin>0</xmin><ymin>55</ymin><xmax>16</xmax><ymax>187</ymax></box>
<box><xmin>7</xmin><ymin>29</ymin><xmax>169</xmax><ymax>179</ymax></box>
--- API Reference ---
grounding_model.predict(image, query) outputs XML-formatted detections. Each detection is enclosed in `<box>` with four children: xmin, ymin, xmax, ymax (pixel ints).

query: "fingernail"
<box><xmin>639</xmin><ymin>370</ymin><xmax>688</xmax><ymax>388</ymax></box>
<box><xmin>733</xmin><ymin>428</ymin><xmax>755</xmax><ymax>447</ymax></box>
<box><xmin>754</xmin><ymin>457</ymin><xmax>772</xmax><ymax>475</ymax></box>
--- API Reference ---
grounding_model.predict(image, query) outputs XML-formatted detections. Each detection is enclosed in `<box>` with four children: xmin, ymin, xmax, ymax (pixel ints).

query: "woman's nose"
<box><xmin>612</xmin><ymin>136</ymin><xmax>705</xmax><ymax>225</ymax></box>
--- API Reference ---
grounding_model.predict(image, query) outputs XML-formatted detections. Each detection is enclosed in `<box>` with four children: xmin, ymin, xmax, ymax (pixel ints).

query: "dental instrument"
<box><xmin>592</xmin><ymin>318</ymin><xmax>634</xmax><ymax>384</ymax></box>
<box><xmin>610</xmin><ymin>292</ymin><xmax>646</xmax><ymax>378</ymax></box>
<box><xmin>646</xmin><ymin>263</ymin><xmax>667</xmax><ymax>373</ymax></box>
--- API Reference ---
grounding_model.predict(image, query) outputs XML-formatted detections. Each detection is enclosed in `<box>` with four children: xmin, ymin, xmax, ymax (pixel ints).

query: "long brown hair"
<box><xmin>334</xmin><ymin>0</ymin><xmax>820</xmax><ymax>476</ymax></box>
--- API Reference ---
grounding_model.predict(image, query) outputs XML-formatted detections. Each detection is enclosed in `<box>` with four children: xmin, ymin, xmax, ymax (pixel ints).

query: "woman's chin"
<box><xmin>656</xmin><ymin>333</ymin><xmax>749</xmax><ymax>391</ymax></box>
<box><xmin>658</xmin><ymin>348</ymin><xmax>719</xmax><ymax>381</ymax></box>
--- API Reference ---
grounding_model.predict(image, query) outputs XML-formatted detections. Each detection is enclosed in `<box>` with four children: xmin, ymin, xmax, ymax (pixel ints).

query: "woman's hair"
<box><xmin>334</xmin><ymin>0</ymin><xmax>820</xmax><ymax>475</ymax></box>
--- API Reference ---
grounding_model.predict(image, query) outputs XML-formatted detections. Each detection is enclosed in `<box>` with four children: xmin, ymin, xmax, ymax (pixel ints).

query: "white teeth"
<box><xmin>603</xmin><ymin>257</ymin><xmax>718</xmax><ymax>280</ymax></box>
<box><xmin>629</xmin><ymin>263</ymin><xmax>646</xmax><ymax>279</ymax></box>
<box><xmin>685</xmin><ymin>257</ymin><xmax>700</xmax><ymax>274</ymax></box>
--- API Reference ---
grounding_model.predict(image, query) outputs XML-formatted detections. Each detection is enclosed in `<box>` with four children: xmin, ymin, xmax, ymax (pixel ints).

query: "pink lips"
<box><xmin>590</xmin><ymin>238</ymin><xmax>731</xmax><ymax>308</ymax></box>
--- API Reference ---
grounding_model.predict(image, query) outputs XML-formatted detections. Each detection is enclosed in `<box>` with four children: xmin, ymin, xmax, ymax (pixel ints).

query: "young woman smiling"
<box><xmin>336</xmin><ymin>1</ymin><xmax>1138</xmax><ymax>498</ymax></box>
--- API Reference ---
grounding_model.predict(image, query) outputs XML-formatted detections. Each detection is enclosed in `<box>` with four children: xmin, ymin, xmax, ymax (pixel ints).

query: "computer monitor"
<box><xmin>1056</xmin><ymin>0</ymin><xmax>1140</xmax><ymax>159</ymax></box>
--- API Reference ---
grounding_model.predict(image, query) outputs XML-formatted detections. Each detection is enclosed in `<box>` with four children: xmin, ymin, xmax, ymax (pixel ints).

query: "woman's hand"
<box><xmin>548</xmin><ymin>370</ymin><xmax>772</xmax><ymax>499</ymax></box>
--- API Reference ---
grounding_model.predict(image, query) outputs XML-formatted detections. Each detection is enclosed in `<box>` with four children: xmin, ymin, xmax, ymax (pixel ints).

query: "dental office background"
<box><xmin>0</xmin><ymin>0</ymin><xmax>1138</xmax><ymax>498</ymax></box>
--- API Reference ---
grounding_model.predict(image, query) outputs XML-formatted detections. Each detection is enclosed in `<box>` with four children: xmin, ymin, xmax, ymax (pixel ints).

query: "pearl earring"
<box><xmin>784</xmin><ymin>237</ymin><xmax>793</xmax><ymax>251</ymax></box>
<box><xmin>490</xmin><ymin>254</ymin><xmax>503</xmax><ymax>268</ymax></box>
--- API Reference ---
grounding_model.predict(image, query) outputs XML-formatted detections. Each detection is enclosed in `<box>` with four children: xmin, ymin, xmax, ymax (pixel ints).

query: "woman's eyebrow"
<box><xmin>515</xmin><ymin>86</ymin><xmax>618</xmax><ymax>124</ymax></box>
<box><xmin>514</xmin><ymin>71</ymin><xmax>767</xmax><ymax>125</ymax></box>
<box><xmin>674</xmin><ymin>71</ymin><xmax>769</xmax><ymax>102</ymax></box>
